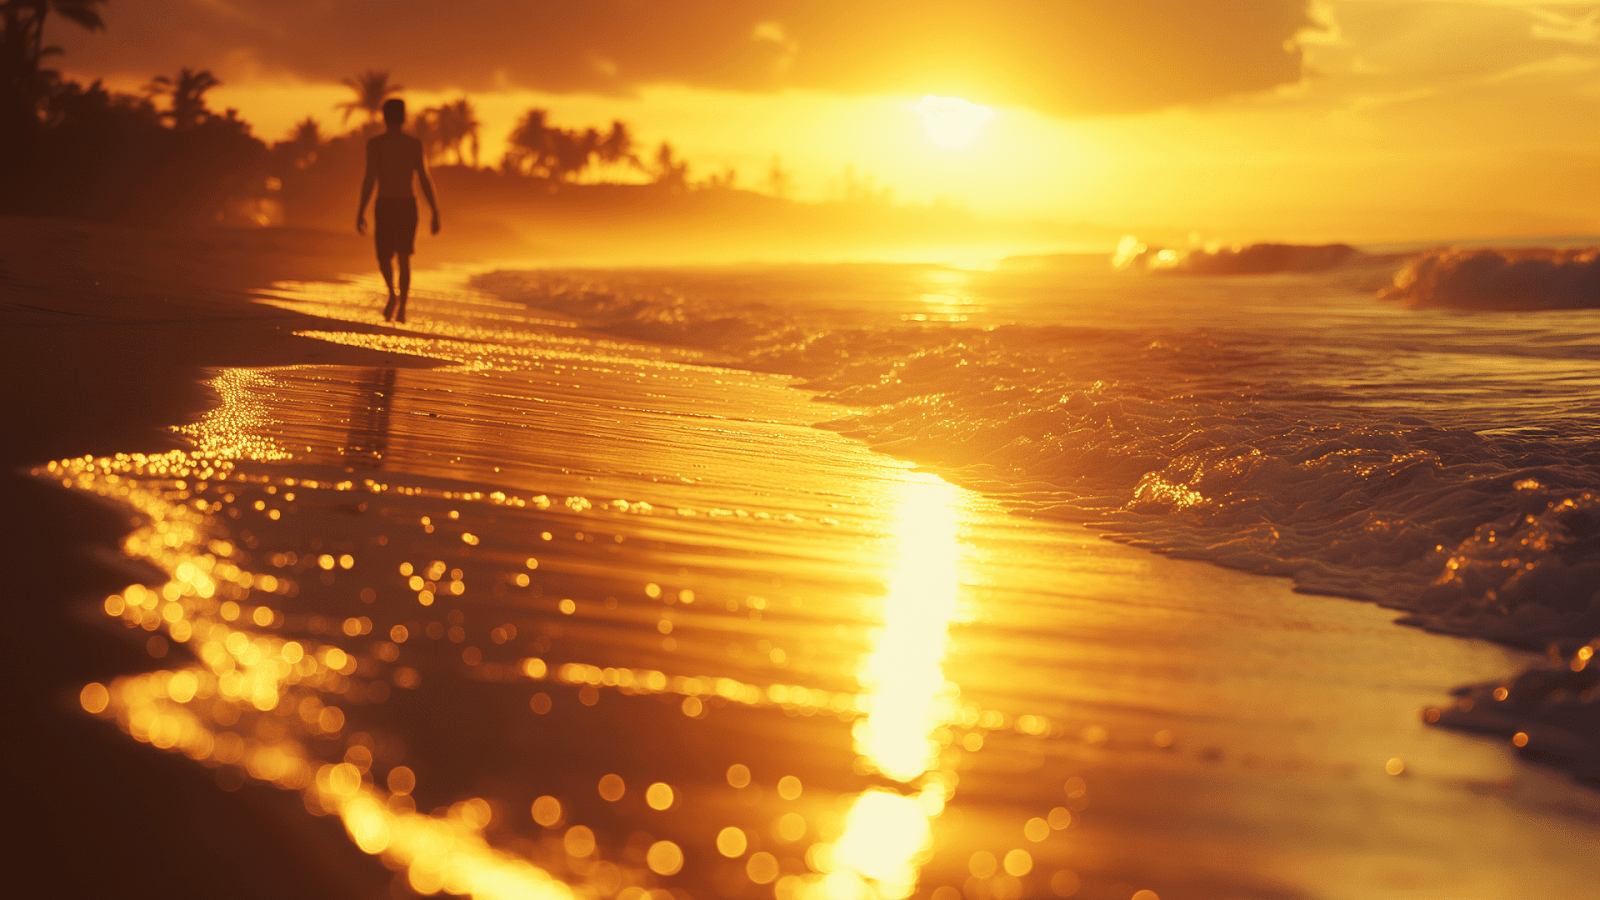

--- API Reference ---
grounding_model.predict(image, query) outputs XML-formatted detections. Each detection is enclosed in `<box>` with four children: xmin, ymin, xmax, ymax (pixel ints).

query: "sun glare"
<box><xmin>914</xmin><ymin>95</ymin><xmax>995</xmax><ymax>149</ymax></box>
<box><xmin>791</xmin><ymin>473</ymin><xmax>963</xmax><ymax>900</ymax></box>
<box><xmin>853</xmin><ymin>474</ymin><xmax>964</xmax><ymax>781</ymax></box>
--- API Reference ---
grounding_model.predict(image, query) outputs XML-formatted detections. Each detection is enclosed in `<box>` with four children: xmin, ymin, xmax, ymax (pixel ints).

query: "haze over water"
<box><xmin>55</xmin><ymin>260</ymin><xmax>1600</xmax><ymax>900</ymax></box>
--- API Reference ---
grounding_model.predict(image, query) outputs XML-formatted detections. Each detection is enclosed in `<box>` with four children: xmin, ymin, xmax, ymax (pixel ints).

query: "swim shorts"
<box><xmin>374</xmin><ymin>196</ymin><xmax>418</xmax><ymax>257</ymax></box>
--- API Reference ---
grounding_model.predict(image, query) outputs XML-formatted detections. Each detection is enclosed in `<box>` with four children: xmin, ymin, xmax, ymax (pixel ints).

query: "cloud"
<box><xmin>1529</xmin><ymin>7</ymin><xmax>1600</xmax><ymax>45</ymax></box>
<box><xmin>53</xmin><ymin>0</ymin><xmax>1316</xmax><ymax>115</ymax></box>
<box><xmin>1292</xmin><ymin>1</ymin><xmax>1600</xmax><ymax>112</ymax></box>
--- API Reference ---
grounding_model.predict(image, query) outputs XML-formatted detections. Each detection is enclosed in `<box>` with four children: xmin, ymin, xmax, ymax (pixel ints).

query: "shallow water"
<box><xmin>474</xmin><ymin>259</ymin><xmax>1600</xmax><ymax>652</ymax></box>
<box><xmin>53</xmin><ymin>271</ymin><xmax>1600</xmax><ymax>900</ymax></box>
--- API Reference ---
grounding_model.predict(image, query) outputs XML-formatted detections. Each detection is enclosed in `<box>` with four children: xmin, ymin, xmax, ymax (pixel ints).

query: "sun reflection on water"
<box><xmin>57</xmin><ymin>442</ymin><xmax>976</xmax><ymax>900</ymax></box>
<box><xmin>854</xmin><ymin>475</ymin><xmax>964</xmax><ymax>782</ymax></box>
<box><xmin>48</xmin><ymin>282</ymin><xmax>1006</xmax><ymax>900</ymax></box>
<box><xmin>56</xmin><ymin>446</ymin><xmax>664</xmax><ymax>900</ymax></box>
<box><xmin>794</xmin><ymin>475</ymin><xmax>968</xmax><ymax>900</ymax></box>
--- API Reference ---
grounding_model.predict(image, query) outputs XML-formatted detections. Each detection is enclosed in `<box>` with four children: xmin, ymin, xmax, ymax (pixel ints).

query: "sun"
<box><xmin>913</xmin><ymin>95</ymin><xmax>995</xmax><ymax>149</ymax></box>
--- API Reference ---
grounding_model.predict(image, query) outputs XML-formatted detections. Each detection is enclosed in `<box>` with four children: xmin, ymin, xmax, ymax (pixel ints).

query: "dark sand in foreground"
<box><xmin>1</xmin><ymin>218</ymin><xmax>420</xmax><ymax>899</ymax></box>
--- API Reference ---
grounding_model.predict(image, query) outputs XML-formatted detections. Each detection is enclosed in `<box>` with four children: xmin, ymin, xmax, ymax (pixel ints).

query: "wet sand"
<box><xmin>14</xmin><ymin>253</ymin><xmax>1596</xmax><ymax>900</ymax></box>
<box><xmin>6</xmin><ymin>221</ymin><xmax>1600</xmax><ymax>899</ymax></box>
<box><xmin>0</xmin><ymin>218</ymin><xmax>426</xmax><ymax>900</ymax></box>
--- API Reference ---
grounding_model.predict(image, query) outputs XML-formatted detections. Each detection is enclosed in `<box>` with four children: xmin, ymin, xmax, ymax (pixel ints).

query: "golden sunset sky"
<box><xmin>53</xmin><ymin>1</ymin><xmax>1600</xmax><ymax>243</ymax></box>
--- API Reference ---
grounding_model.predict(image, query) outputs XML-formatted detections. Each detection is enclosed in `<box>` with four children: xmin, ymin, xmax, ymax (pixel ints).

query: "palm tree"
<box><xmin>284</xmin><ymin>116</ymin><xmax>321</xmax><ymax>168</ymax></box>
<box><xmin>702</xmin><ymin>166</ymin><xmax>737</xmax><ymax>190</ymax></box>
<box><xmin>146</xmin><ymin>67</ymin><xmax>221</xmax><ymax>130</ymax></box>
<box><xmin>1</xmin><ymin>0</ymin><xmax>105</xmax><ymax>71</ymax></box>
<box><xmin>337</xmin><ymin>69</ymin><xmax>401</xmax><ymax>126</ymax></box>
<box><xmin>507</xmin><ymin>109</ymin><xmax>639</xmax><ymax>182</ymax></box>
<box><xmin>595</xmin><ymin>119</ymin><xmax>640</xmax><ymax>173</ymax></box>
<box><xmin>764</xmin><ymin>156</ymin><xmax>793</xmax><ymax>199</ymax></box>
<box><xmin>431</xmin><ymin>97</ymin><xmax>480</xmax><ymax>166</ymax></box>
<box><xmin>1</xmin><ymin>0</ymin><xmax>107</xmax><ymax>120</ymax></box>
<box><xmin>504</xmin><ymin>107</ymin><xmax>550</xmax><ymax>176</ymax></box>
<box><xmin>411</xmin><ymin>107</ymin><xmax>443</xmax><ymax>163</ymax></box>
<box><xmin>288</xmin><ymin>116</ymin><xmax>321</xmax><ymax>147</ymax></box>
<box><xmin>653</xmin><ymin>142</ymin><xmax>688</xmax><ymax>191</ymax></box>
<box><xmin>551</xmin><ymin>126</ymin><xmax>599</xmax><ymax>180</ymax></box>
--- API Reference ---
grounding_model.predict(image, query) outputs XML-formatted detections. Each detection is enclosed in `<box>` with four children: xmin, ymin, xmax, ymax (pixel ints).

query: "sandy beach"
<box><xmin>0</xmin><ymin>217</ymin><xmax>433</xmax><ymax>899</ymax></box>
<box><xmin>7</xmin><ymin>217</ymin><xmax>1600</xmax><ymax>900</ymax></box>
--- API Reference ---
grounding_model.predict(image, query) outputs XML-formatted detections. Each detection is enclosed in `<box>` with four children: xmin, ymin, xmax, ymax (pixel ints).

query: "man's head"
<box><xmin>382</xmin><ymin>98</ymin><xmax>405</xmax><ymax>127</ymax></box>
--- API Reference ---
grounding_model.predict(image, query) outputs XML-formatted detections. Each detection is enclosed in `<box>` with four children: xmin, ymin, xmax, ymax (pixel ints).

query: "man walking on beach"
<box><xmin>357</xmin><ymin>98</ymin><xmax>439</xmax><ymax>323</ymax></box>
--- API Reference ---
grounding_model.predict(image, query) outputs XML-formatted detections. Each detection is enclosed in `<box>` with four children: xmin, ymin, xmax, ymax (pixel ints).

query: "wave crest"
<box><xmin>1114</xmin><ymin>237</ymin><xmax>1362</xmax><ymax>275</ymax></box>
<box><xmin>476</xmin><ymin>267</ymin><xmax>1600</xmax><ymax>652</ymax></box>
<box><xmin>1382</xmin><ymin>246</ymin><xmax>1600</xmax><ymax>309</ymax></box>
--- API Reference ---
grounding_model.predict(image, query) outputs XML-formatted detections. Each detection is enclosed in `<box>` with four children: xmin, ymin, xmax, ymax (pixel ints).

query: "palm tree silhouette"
<box><xmin>411</xmin><ymin>107</ymin><xmax>443</xmax><ymax>163</ymax></box>
<box><xmin>653</xmin><ymin>142</ymin><xmax>688</xmax><ymax>191</ymax></box>
<box><xmin>505</xmin><ymin>108</ymin><xmax>551</xmax><ymax>176</ymax></box>
<box><xmin>286</xmin><ymin>116</ymin><xmax>321</xmax><ymax>168</ymax></box>
<box><xmin>289</xmin><ymin>116</ymin><xmax>321</xmax><ymax>147</ymax></box>
<box><xmin>1</xmin><ymin>0</ymin><xmax>105</xmax><ymax>70</ymax></box>
<box><xmin>337</xmin><ymin>69</ymin><xmax>401</xmax><ymax>126</ymax></box>
<box><xmin>146</xmin><ymin>67</ymin><xmax>221</xmax><ymax>130</ymax></box>
<box><xmin>555</xmin><ymin>127</ymin><xmax>599</xmax><ymax>179</ymax></box>
<box><xmin>432</xmin><ymin>98</ymin><xmax>480</xmax><ymax>166</ymax></box>
<box><xmin>764</xmin><ymin>156</ymin><xmax>793</xmax><ymax>199</ymax></box>
<box><xmin>596</xmin><ymin>120</ymin><xmax>640</xmax><ymax>173</ymax></box>
<box><xmin>1</xmin><ymin>0</ymin><xmax>106</xmax><ymax>118</ymax></box>
<box><xmin>506</xmin><ymin>108</ymin><xmax>625</xmax><ymax>182</ymax></box>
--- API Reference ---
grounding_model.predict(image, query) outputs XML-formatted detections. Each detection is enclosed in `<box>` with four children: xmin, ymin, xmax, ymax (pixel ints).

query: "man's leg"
<box><xmin>379</xmin><ymin>250</ymin><xmax>397</xmax><ymax>320</ymax></box>
<box><xmin>395</xmin><ymin>253</ymin><xmax>411</xmax><ymax>323</ymax></box>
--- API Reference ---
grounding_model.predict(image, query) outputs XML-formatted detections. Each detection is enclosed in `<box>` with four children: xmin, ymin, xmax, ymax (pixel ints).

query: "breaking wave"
<box><xmin>1113</xmin><ymin>237</ymin><xmax>1365</xmax><ymax>275</ymax></box>
<box><xmin>1382</xmin><ymin>246</ymin><xmax>1600</xmax><ymax>310</ymax></box>
<box><xmin>474</xmin><ymin>264</ymin><xmax>1600</xmax><ymax>655</ymax></box>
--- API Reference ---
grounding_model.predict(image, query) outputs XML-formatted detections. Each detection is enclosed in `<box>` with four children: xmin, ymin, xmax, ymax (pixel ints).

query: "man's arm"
<box><xmin>356</xmin><ymin>140</ymin><xmax>377</xmax><ymax>234</ymax></box>
<box><xmin>415</xmin><ymin>142</ymin><xmax>440</xmax><ymax>235</ymax></box>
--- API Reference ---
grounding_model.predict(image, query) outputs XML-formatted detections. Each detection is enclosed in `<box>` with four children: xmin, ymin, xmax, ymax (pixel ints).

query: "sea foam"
<box><xmin>474</xmin><ymin>263</ymin><xmax>1600</xmax><ymax>652</ymax></box>
<box><xmin>1113</xmin><ymin>237</ymin><xmax>1364</xmax><ymax>275</ymax></box>
<box><xmin>1383</xmin><ymin>246</ymin><xmax>1600</xmax><ymax>309</ymax></box>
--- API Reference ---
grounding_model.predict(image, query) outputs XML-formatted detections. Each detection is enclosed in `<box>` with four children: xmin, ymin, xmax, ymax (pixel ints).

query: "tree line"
<box><xmin>0</xmin><ymin>1</ymin><xmax>795</xmax><ymax>224</ymax></box>
<box><xmin>327</xmin><ymin>68</ymin><xmax>709</xmax><ymax>189</ymax></box>
<box><xmin>1</xmin><ymin>0</ymin><xmax>270</xmax><ymax>221</ymax></box>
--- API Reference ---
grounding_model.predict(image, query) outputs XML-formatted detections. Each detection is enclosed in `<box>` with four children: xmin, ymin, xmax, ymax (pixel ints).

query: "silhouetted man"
<box><xmin>357</xmin><ymin>98</ymin><xmax>439</xmax><ymax>323</ymax></box>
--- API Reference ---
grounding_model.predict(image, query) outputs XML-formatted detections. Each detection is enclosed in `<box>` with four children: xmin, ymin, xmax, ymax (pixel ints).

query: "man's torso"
<box><xmin>367</xmin><ymin>131</ymin><xmax>422</xmax><ymax>198</ymax></box>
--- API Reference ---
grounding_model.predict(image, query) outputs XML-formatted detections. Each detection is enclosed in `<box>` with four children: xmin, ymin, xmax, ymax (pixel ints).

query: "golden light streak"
<box><xmin>853</xmin><ymin>474</ymin><xmax>964</xmax><ymax>782</ymax></box>
<box><xmin>830</xmin><ymin>790</ymin><xmax>933</xmax><ymax>896</ymax></box>
<box><xmin>49</xmin><ymin>442</ymin><xmax>673</xmax><ymax>900</ymax></box>
<box><xmin>47</xmin><ymin>339</ymin><xmax>1049</xmax><ymax>900</ymax></box>
<box><xmin>789</xmin><ymin>474</ymin><xmax>968</xmax><ymax>900</ymax></box>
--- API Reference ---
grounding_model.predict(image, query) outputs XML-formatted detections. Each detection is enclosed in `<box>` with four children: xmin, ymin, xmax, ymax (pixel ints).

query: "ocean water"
<box><xmin>51</xmin><ymin>250</ymin><xmax>1600</xmax><ymax>900</ymax></box>
<box><xmin>476</xmin><ymin>255</ymin><xmax>1600</xmax><ymax>648</ymax></box>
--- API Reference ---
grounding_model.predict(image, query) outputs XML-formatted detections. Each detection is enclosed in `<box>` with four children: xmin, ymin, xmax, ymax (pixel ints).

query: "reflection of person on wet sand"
<box><xmin>356</xmin><ymin>98</ymin><xmax>439</xmax><ymax>323</ymax></box>
<box><xmin>345</xmin><ymin>367</ymin><xmax>396</xmax><ymax>468</ymax></box>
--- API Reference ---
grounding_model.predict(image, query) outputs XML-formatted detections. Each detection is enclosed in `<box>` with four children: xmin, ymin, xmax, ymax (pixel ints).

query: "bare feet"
<box><xmin>383</xmin><ymin>294</ymin><xmax>397</xmax><ymax>321</ymax></box>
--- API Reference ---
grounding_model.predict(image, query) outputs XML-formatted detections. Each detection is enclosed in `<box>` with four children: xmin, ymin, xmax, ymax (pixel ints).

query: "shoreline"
<box><xmin>47</xmin><ymin>270</ymin><xmax>1600</xmax><ymax>898</ymax></box>
<box><xmin>5</xmin><ymin>215</ymin><xmax>1596</xmax><ymax>895</ymax></box>
<box><xmin>0</xmin><ymin>215</ymin><xmax>445</xmax><ymax>899</ymax></box>
<box><xmin>461</xmin><ymin>264</ymin><xmax>1600</xmax><ymax>783</ymax></box>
